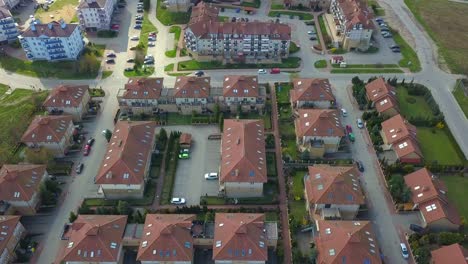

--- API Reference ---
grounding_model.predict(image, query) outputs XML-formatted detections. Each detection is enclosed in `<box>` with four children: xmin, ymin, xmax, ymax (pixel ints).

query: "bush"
<box><xmin>438</xmin><ymin>232</ymin><xmax>463</xmax><ymax>245</ymax></box>
<box><xmin>406</xmin><ymin>97</ymin><xmax>417</xmax><ymax>104</ymax></box>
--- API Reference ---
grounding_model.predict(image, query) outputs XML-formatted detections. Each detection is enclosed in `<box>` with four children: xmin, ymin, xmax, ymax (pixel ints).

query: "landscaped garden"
<box><xmin>417</xmin><ymin>127</ymin><xmax>465</xmax><ymax>166</ymax></box>
<box><xmin>268</xmin><ymin>10</ymin><xmax>313</xmax><ymax>20</ymax></box>
<box><xmin>165</xmin><ymin>26</ymin><xmax>182</xmax><ymax>58</ymax></box>
<box><xmin>156</xmin><ymin>0</ymin><xmax>191</xmax><ymax>25</ymax></box>
<box><xmin>396</xmin><ymin>85</ymin><xmax>435</xmax><ymax>119</ymax></box>
<box><xmin>177</xmin><ymin>57</ymin><xmax>301</xmax><ymax>71</ymax></box>
<box><xmin>440</xmin><ymin>175</ymin><xmax>468</xmax><ymax>220</ymax></box>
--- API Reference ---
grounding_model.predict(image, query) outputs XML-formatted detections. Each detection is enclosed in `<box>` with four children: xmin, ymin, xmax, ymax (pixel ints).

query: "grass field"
<box><xmin>417</xmin><ymin>127</ymin><xmax>464</xmax><ymax>165</ymax></box>
<box><xmin>0</xmin><ymin>83</ymin><xmax>10</xmax><ymax>96</ymax></box>
<box><xmin>156</xmin><ymin>0</ymin><xmax>190</xmax><ymax>25</ymax></box>
<box><xmin>404</xmin><ymin>0</ymin><xmax>468</xmax><ymax>74</ymax></box>
<box><xmin>165</xmin><ymin>26</ymin><xmax>181</xmax><ymax>58</ymax></box>
<box><xmin>391</xmin><ymin>29</ymin><xmax>421</xmax><ymax>72</ymax></box>
<box><xmin>440</xmin><ymin>175</ymin><xmax>468</xmax><ymax>220</ymax></box>
<box><xmin>289</xmin><ymin>200</ymin><xmax>307</xmax><ymax>221</ymax></box>
<box><xmin>452</xmin><ymin>80</ymin><xmax>468</xmax><ymax>118</ymax></box>
<box><xmin>35</xmin><ymin>0</ymin><xmax>78</xmax><ymax>23</ymax></box>
<box><xmin>268</xmin><ymin>11</ymin><xmax>313</xmax><ymax>20</ymax></box>
<box><xmin>396</xmin><ymin>86</ymin><xmax>434</xmax><ymax>119</ymax></box>
<box><xmin>314</xmin><ymin>60</ymin><xmax>327</xmax><ymax>68</ymax></box>
<box><xmin>292</xmin><ymin>170</ymin><xmax>306</xmax><ymax>199</ymax></box>
<box><xmin>266</xmin><ymin>152</ymin><xmax>277</xmax><ymax>177</ymax></box>
<box><xmin>331</xmin><ymin>68</ymin><xmax>404</xmax><ymax>74</ymax></box>
<box><xmin>276</xmin><ymin>82</ymin><xmax>293</xmax><ymax>104</ymax></box>
<box><xmin>178</xmin><ymin>57</ymin><xmax>301</xmax><ymax>71</ymax></box>
<box><xmin>331</xmin><ymin>63</ymin><xmax>400</xmax><ymax>68</ymax></box>
<box><xmin>164</xmin><ymin>63</ymin><xmax>174</xmax><ymax>72</ymax></box>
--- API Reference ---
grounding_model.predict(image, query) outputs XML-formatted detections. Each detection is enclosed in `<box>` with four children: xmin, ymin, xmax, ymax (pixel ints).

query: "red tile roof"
<box><xmin>43</xmin><ymin>84</ymin><xmax>89</xmax><ymax>108</ymax></box>
<box><xmin>189</xmin><ymin>1</ymin><xmax>219</xmax><ymax>24</ymax></box>
<box><xmin>335</xmin><ymin>0</ymin><xmax>374</xmax><ymax>31</ymax></box>
<box><xmin>59</xmin><ymin>215</ymin><xmax>127</xmax><ymax>263</ymax></box>
<box><xmin>305</xmin><ymin>165</ymin><xmax>365</xmax><ymax>206</ymax></box>
<box><xmin>0</xmin><ymin>164</ymin><xmax>47</xmax><ymax>202</ymax></box>
<box><xmin>95</xmin><ymin>121</ymin><xmax>157</xmax><ymax>185</ymax></box>
<box><xmin>21</xmin><ymin>115</ymin><xmax>73</xmax><ymax>144</ymax></box>
<box><xmin>122</xmin><ymin>78</ymin><xmax>163</xmax><ymax>99</ymax></box>
<box><xmin>294</xmin><ymin>109</ymin><xmax>345</xmax><ymax>138</ymax></box>
<box><xmin>223</xmin><ymin>75</ymin><xmax>259</xmax><ymax>97</ymax></box>
<box><xmin>431</xmin><ymin>243</ymin><xmax>468</xmax><ymax>264</ymax></box>
<box><xmin>21</xmin><ymin>21</ymin><xmax>79</xmax><ymax>38</ymax></box>
<box><xmin>220</xmin><ymin>119</ymin><xmax>267</xmax><ymax>184</ymax></box>
<box><xmin>419</xmin><ymin>198</ymin><xmax>461</xmax><ymax>227</ymax></box>
<box><xmin>213</xmin><ymin>213</ymin><xmax>268</xmax><ymax>261</ymax></box>
<box><xmin>290</xmin><ymin>78</ymin><xmax>335</xmax><ymax>103</ymax></box>
<box><xmin>315</xmin><ymin>220</ymin><xmax>382</xmax><ymax>264</ymax></box>
<box><xmin>0</xmin><ymin>215</ymin><xmax>22</xmax><ymax>255</ymax></box>
<box><xmin>173</xmin><ymin>76</ymin><xmax>210</xmax><ymax>98</ymax></box>
<box><xmin>179</xmin><ymin>133</ymin><xmax>192</xmax><ymax>145</ymax></box>
<box><xmin>381</xmin><ymin>114</ymin><xmax>423</xmax><ymax>160</ymax></box>
<box><xmin>365</xmin><ymin>78</ymin><xmax>398</xmax><ymax>113</ymax></box>
<box><xmin>137</xmin><ymin>214</ymin><xmax>196</xmax><ymax>262</ymax></box>
<box><xmin>374</xmin><ymin>94</ymin><xmax>399</xmax><ymax>114</ymax></box>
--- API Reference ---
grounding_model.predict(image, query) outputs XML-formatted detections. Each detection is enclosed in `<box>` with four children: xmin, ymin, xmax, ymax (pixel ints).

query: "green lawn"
<box><xmin>452</xmin><ymin>80</ymin><xmax>468</xmax><ymax>118</ymax></box>
<box><xmin>139</xmin><ymin>12</ymin><xmax>158</xmax><ymax>54</ymax></box>
<box><xmin>178</xmin><ymin>57</ymin><xmax>301</xmax><ymax>71</ymax></box>
<box><xmin>164</xmin><ymin>63</ymin><xmax>174</xmax><ymax>72</ymax></box>
<box><xmin>101</xmin><ymin>71</ymin><xmax>113</xmax><ymax>79</ymax></box>
<box><xmin>167</xmin><ymin>72</ymin><xmax>190</xmax><ymax>77</ymax></box>
<box><xmin>314</xmin><ymin>60</ymin><xmax>327</xmax><ymax>68</ymax></box>
<box><xmin>440</xmin><ymin>175</ymin><xmax>468</xmax><ymax>220</ymax></box>
<box><xmin>35</xmin><ymin>0</ymin><xmax>77</xmax><ymax>13</ymax></box>
<box><xmin>391</xmin><ymin>29</ymin><xmax>421</xmax><ymax>72</ymax></box>
<box><xmin>396</xmin><ymin>86</ymin><xmax>434</xmax><ymax>119</ymax></box>
<box><xmin>330</xmin><ymin>68</ymin><xmax>404</xmax><ymax>74</ymax></box>
<box><xmin>417</xmin><ymin>127</ymin><xmax>464</xmax><ymax>165</ymax></box>
<box><xmin>368</xmin><ymin>0</ymin><xmax>385</xmax><ymax>16</ymax></box>
<box><xmin>156</xmin><ymin>0</ymin><xmax>191</xmax><ymax>25</ymax></box>
<box><xmin>238</xmin><ymin>111</ymin><xmax>272</xmax><ymax>130</ymax></box>
<box><xmin>268</xmin><ymin>11</ymin><xmax>313</xmax><ymax>20</ymax></box>
<box><xmin>318</xmin><ymin>15</ymin><xmax>330</xmax><ymax>45</ymax></box>
<box><xmin>240</xmin><ymin>0</ymin><xmax>260</xmax><ymax>8</ymax></box>
<box><xmin>167</xmin><ymin>113</ymin><xmax>192</xmax><ymax>125</ymax></box>
<box><xmin>289</xmin><ymin>200</ymin><xmax>307</xmax><ymax>221</ymax></box>
<box><xmin>289</xmin><ymin>41</ymin><xmax>300</xmax><ymax>54</ymax></box>
<box><xmin>282</xmin><ymin>137</ymin><xmax>298</xmax><ymax>160</ymax></box>
<box><xmin>292</xmin><ymin>170</ymin><xmax>306</xmax><ymax>199</ymax></box>
<box><xmin>165</xmin><ymin>26</ymin><xmax>181</xmax><ymax>58</ymax></box>
<box><xmin>276</xmin><ymin>82</ymin><xmax>293</xmax><ymax>104</ymax></box>
<box><xmin>0</xmin><ymin>83</ymin><xmax>8</xmax><ymax>96</ymax></box>
<box><xmin>165</xmin><ymin>50</ymin><xmax>177</xmax><ymax>58</ymax></box>
<box><xmin>123</xmin><ymin>67</ymin><xmax>155</xmax><ymax>77</ymax></box>
<box><xmin>266</xmin><ymin>152</ymin><xmax>277</xmax><ymax>177</ymax></box>
<box><xmin>331</xmin><ymin>63</ymin><xmax>400</xmax><ymax>68</ymax></box>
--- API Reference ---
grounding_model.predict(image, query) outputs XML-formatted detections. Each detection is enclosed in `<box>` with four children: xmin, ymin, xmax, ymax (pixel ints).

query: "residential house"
<box><xmin>0</xmin><ymin>216</ymin><xmax>26</xmax><ymax>264</ymax></box>
<box><xmin>294</xmin><ymin>109</ymin><xmax>344</xmax><ymax>157</ymax></box>
<box><xmin>95</xmin><ymin>121</ymin><xmax>157</xmax><ymax>199</ymax></box>
<box><xmin>58</xmin><ymin>215</ymin><xmax>127</xmax><ymax>264</ymax></box>
<box><xmin>380</xmin><ymin>114</ymin><xmax>423</xmax><ymax>164</ymax></box>
<box><xmin>137</xmin><ymin>214</ymin><xmax>196</xmax><ymax>264</ymax></box>
<box><xmin>184</xmin><ymin>2</ymin><xmax>291</xmax><ymax>63</ymax></box>
<box><xmin>0</xmin><ymin>0</ymin><xmax>19</xmax><ymax>10</ymax></box>
<box><xmin>18</xmin><ymin>20</ymin><xmax>85</xmax><ymax>61</ymax></box>
<box><xmin>330</xmin><ymin>0</ymin><xmax>374</xmax><ymax>51</ymax></box>
<box><xmin>315</xmin><ymin>220</ymin><xmax>382</xmax><ymax>264</ymax></box>
<box><xmin>431</xmin><ymin>243</ymin><xmax>468</xmax><ymax>264</ymax></box>
<box><xmin>117</xmin><ymin>78</ymin><xmax>164</xmax><ymax>116</ymax></box>
<box><xmin>43</xmin><ymin>84</ymin><xmax>91</xmax><ymax>121</ymax></box>
<box><xmin>213</xmin><ymin>213</ymin><xmax>278</xmax><ymax>263</ymax></box>
<box><xmin>21</xmin><ymin>115</ymin><xmax>75</xmax><ymax>157</ymax></box>
<box><xmin>290</xmin><ymin>78</ymin><xmax>335</xmax><ymax>109</ymax></box>
<box><xmin>304</xmin><ymin>165</ymin><xmax>365</xmax><ymax>220</ymax></box>
<box><xmin>222</xmin><ymin>75</ymin><xmax>265</xmax><ymax>112</ymax></box>
<box><xmin>0</xmin><ymin>6</ymin><xmax>19</xmax><ymax>44</ymax></box>
<box><xmin>365</xmin><ymin>78</ymin><xmax>399</xmax><ymax>117</ymax></box>
<box><xmin>77</xmin><ymin>0</ymin><xmax>116</xmax><ymax>31</ymax></box>
<box><xmin>404</xmin><ymin>168</ymin><xmax>461</xmax><ymax>231</ymax></box>
<box><xmin>283</xmin><ymin>0</ymin><xmax>331</xmax><ymax>10</ymax></box>
<box><xmin>172</xmin><ymin>76</ymin><xmax>211</xmax><ymax>114</ymax></box>
<box><xmin>0</xmin><ymin>164</ymin><xmax>47</xmax><ymax>215</ymax></box>
<box><xmin>163</xmin><ymin>0</ymin><xmax>191</xmax><ymax>12</ymax></box>
<box><xmin>220</xmin><ymin>119</ymin><xmax>267</xmax><ymax>198</ymax></box>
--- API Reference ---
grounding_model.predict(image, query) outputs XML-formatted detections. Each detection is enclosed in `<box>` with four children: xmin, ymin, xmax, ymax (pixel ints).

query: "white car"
<box><xmin>130</xmin><ymin>36</ymin><xmax>139</xmax><ymax>41</ymax></box>
<box><xmin>204</xmin><ymin>172</ymin><xmax>218</xmax><ymax>180</ymax></box>
<box><xmin>400</xmin><ymin>243</ymin><xmax>409</xmax><ymax>259</ymax></box>
<box><xmin>357</xmin><ymin>118</ymin><xmax>364</xmax><ymax>128</ymax></box>
<box><xmin>341</xmin><ymin>108</ymin><xmax>348</xmax><ymax>117</ymax></box>
<box><xmin>171</xmin><ymin>197</ymin><xmax>186</xmax><ymax>205</ymax></box>
<box><xmin>258</xmin><ymin>69</ymin><xmax>267</xmax><ymax>74</ymax></box>
<box><xmin>307</xmin><ymin>30</ymin><xmax>315</xmax><ymax>35</ymax></box>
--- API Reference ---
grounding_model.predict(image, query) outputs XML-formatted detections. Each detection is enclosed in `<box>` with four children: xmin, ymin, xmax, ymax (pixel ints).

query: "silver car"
<box><xmin>204</xmin><ymin>172</ymin><xmax>219</xmax><ymax>180</ymax></box>
<box><xmin>171</xmin><ymin>197</ymin><xmax>186</xmax><ymax>205</ymax></box>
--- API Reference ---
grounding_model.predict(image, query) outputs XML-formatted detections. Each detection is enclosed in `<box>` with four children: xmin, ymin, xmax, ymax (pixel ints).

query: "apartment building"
<box><xmin>0</xmin><ymin>164</ymin><xmax>47</xmax><ymax>215</ymax></box>
<box><xmin>18</xmin><ymin>20</ymin><xmax>85</xmax><ymax>61</ymax></box>
<box><xmin>77</xmin><ymin>0</ymin><xmax>116</xmax><ymax>31</ymax></box>
<box><xmin>304</xmin><ymin>165</ymin><xmax>365</xmax><ymax>220</ymax></box>
<box><xmin>223</xmin><ymin>75</ymin><xmax>265</xmax><ymax>112</ymax></box>
<box><xmin>0</xmin><ymin>6</ymin><xmax>18</xmax><ymax>44</ymax></box>
<box><xmin>21</xmin><ymin>115</ymin><xmax>75</xmax><ymax>158</ymax></box>
<box><xmin>184</xmin><ymin>2</ymin><xmax>291</xmax><ymax>63</ymax></box>
<box><xmin>0</xmin><ymin>0</ymin><xmax>19</xmax><ymax>10</ymax></box>
<box><xmin>294</xmin><ymin>109</ymin><xmax>344</xmax><ymax>157</ymax></box>
<box><xmin>173</xmin><ymin>76</ymin><xmax>211</xmax><ymax>114</ymax></box>
<box><xmin>43</xmin><ymin>84</ymin><xmax>91</xmax><ymax>121</ymax></box>
<box><xmin>220</xmin><ymin>119</ymin><xmax>267</xmax><ymax>198</ymax></box>
<box><xmin>290</xmin><ymin>78</ymin><xmax>336</xmax><ymax>109</ymax></box>
<box><xmin>365</xmin><ymin>78</ymin><xmax>399</xmax><ymax>117</ymax></box>
<box><xmin>95</xmin><ymin>121</ymin><xmax>157</xmax><ymax>199</ymax></box>
<box><xmin>117</xmin><ymin>78</ymin><xmax>164</xmax><ymax>116</ymax></box>
<box><xmin>283</xmin><ymin>0</ymin><xmax>331</xmax><ymax>10</ymax></box>
<box><xmin>163</xmin><ymin>0</ymin><xmax>191</xmax><ymax>12</ymax></box>
<box><xmin>0</xmin><ymin>216</ymin><xmax>26</xmax><ymax>264</ymax></box>
<box><xmin>431</xmin><ymin>243</ymin><xmax>468</xmax><ymax>264</ymax></box>
<box><xmin>330</xmin><ymin>0</ymin><xmax>373</xmax><ymax>51</ymax></box>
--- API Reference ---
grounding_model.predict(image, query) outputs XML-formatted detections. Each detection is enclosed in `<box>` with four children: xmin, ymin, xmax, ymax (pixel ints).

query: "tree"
<box><xmin>218</xmin><ymin>114</ymin><xmax>224</xmax><ymax>131</ymax></box>
<box><xmin>102</xmin><ymin>129</ymin><xmax>112</xmax><ymax>142</ymax></box>
<box><xmin>300</xmin><ymin>149</ymin><xmax>310</xmax><ymax>160</ymax></box>
<box><xmin>69</xmin><ymin>212</ymin><xmax>78</xmax><ymax>223</ymax></box>
<box><xmin>78</xmin><ymin>203</ymin><xmax>93</xmax><ymax>214</ymax></box>
<box><xmin>438</xmin><ymin>232</ymin><xmax>463</xmax><ymax>245</ymax></box>
<box><xmin>117</xmin><ymin>200</ymin><xmax>131</xmax><ymax>215</ymax></box>
<box><xmin>214</xmin><ymin>103</ymin><xmax>220</xmax><ymax>121</ymax></box>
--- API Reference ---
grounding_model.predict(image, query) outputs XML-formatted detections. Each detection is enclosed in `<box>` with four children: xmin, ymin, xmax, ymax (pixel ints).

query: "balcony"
<box><xmin>45</xmin><ymin>38</ymin><xmax>61</xmax><ymax>44</ymax></box>
<box><xmin>48</xmin><ymin>49</ymin><xmax>66</xmax><ymax>55</ymax></box>
<box><xmin>47</xmin><ymin>44</ymin><xmax>64</xmax><ymax>50</ymax></box>
<box><xmin>2</xmin><ymin>24</ymin><xmax>16</xmax><ymax>30</ymax></box>
<box><xmin>50</xmin><ymin>54</ymin><xmax>68</xmax><ymax>60</ymax></box>
<box><xmin>0</xmin><ymin>18</ymin><xmax>14</xmax><ymax>25</ymax></box>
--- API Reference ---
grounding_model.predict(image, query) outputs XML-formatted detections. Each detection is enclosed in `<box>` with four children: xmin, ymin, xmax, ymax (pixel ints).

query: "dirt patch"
<box><xmin>36</xmin><ymin>5</ymin><xmax>76</xmax><ymax>23</ymax></box>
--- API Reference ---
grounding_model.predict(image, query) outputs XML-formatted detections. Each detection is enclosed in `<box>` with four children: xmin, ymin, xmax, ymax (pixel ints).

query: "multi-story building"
<box><xmin>0</xmin><ymin>6</ymin><xmax>18</xmax><ymax>44</ymax></box>
<box><xmin>330</xmin><ymin>0</ymin><xmax>373</xmax><ymax>51</ymax></box>
<box><xmin>222</xmin><ymin>75</ymin><xmax>265</xmax><ymax>112</ymax></box>
<box><xmin>365</xmin><ymin>78</ymin><xmax>399</xmax><ymax>117</ymax></box>
<box><xmin>431</xmin><ymin>243</ymin><xmax>468</xmax><ymax>264</ymax></box>
<box><xmin>95</xmin><ymin>121</ymin><xmax>157</xmax><ymax>199</ymax></box>
<box><xmin>77</xmin><ymin>0</ymin><xmax>116</xmax><ymax>31</ymax></box>
<box><xmin>0</xmin><ymin>0</ymin><xmax>19</xmax><ymax>10</ymax></box>
<box><xmin>0</xmin><ymin>164</ymin><xmax>47</xmax><ymax>215</ymax></box>
<box><xmin>58</xmin><ymin>215</ymin><xmax>127</xmax><ymax>264</ymax></box>
<box><xmin>43</xmin><ymin>84</ymin><xmax>91</xmax><ymax>121</ymax></box>
<box><xmin>294</xmin><ymin>109</ymin><xmax>344</xmax><ymax>157</ymax></box>
<box><xmin>283</xmin><ymin>0</ymin><xmax>331</xmax><ymax>10</ymax></box>
<box><xmin>0</xmin><ymin>216</ymin><xmax>26</xmax><ymax>264</ymax></box>
<box><xmin>184</xmin><ymin>2</ymin><xmax>291</xmax><ymax>63</ymax></box>
<box><xmin>117</xmin><ymin>78</ymin><xmax>164</xmax><ymax>116</ymax></box>
<box><xmin>21</xmin><ymin>115</ymin><xmax>75</xmax><ymax>157</ymax></box>
<box><xmin>173</xmin><ymin>76</ymin><xmax>211</xmax><ymax>114</ymax></box>
<box><xmin>220</xmin><ymin>119</ymin><xmax>267</xmax><ymax>198</ymax></box>
<box><xmin>163</xmin><ymin>0</ymin><xmax>191</xmax><ymax>12</ymax></box>
<box><xmin>18</xmin><ymin>20</ymin><xmax>85</xmax><ymax>61</ymax></box>
<box><xmin>290</xmin><ymin>78</ymin><xmax>336</xmax><ymax>109</ymax></box>
<box><xmin>304</xmin><ymin>165</ymin><xmax>365</xmax><ymax>220</ymax></box>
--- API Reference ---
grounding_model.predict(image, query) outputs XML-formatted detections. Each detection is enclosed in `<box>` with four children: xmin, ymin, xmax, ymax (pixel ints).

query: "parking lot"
<box><xmin>169</xmin><ymin>125</ymin><xmax>221</xmax><ymax>206</ymax></box>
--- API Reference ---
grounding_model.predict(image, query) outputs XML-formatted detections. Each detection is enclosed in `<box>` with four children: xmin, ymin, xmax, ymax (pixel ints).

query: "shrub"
<box><xmin>406</xmin><ymin>97</ymin><xmax>417</xmax><ymax>104</ymax></box>
<box><xmin>438</xmin><ymin>232</ymin><xmax>463</xmax><ymax>245</ymax></box>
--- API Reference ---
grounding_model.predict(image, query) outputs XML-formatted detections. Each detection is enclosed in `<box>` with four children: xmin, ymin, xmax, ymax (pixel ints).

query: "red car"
<box><xmin>346</xmin><ymin>125</ymin><xmax>353</xmax><ymax>134</ymax></box>
<box><xmin>83</xmin><ymin>144</ymin><xmax>91</xmax><ymax>156</ymax></box>
<box><xmin>270</xmin><ymin>68</ymin><xmax>281</xmax><ymax>74</ymax></box>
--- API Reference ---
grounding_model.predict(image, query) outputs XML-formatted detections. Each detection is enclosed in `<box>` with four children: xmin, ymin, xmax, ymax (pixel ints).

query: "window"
<box><xmin>233</xmin><ymin>89</ymin><xmax>238</xmax><ymax>93</ymax></box>
<box><xmin>123</xmin><ymin>173</ymin><xmax>129</xmax><ymax>179</ymax></box>
<box><xmin>324</xmin><ymin>204</ymin><xmax>331</xmax><ymax>208</ymax></box>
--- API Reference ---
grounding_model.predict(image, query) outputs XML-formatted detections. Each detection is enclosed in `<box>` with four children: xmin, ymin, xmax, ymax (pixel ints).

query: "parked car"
<box><xmin>391</xmin><ymin>48</ymin><xmax>401</xmax><ymax>53</ymax></box>
<box><xmin>145</xmin><ymin>55</ymin><xmax>154</xmax><ymax>60</ymax></box>
<box><xmin>105</xmin><ymin>59</ymin><xmax>115</xmax><ymax>64</ymax></box>
<box><xmin>144</xmin><ymin>60</ymin><xmax>154</xmax><ymax>65</ymax></box>
<box><xmin>390</xmin><ymin>45</ymin><xmax>400</xmax><ymax>49</ymax></box>
<box><xmin>341</xmin><ymin>108</ymin><xmax>348</xmax><ymax>117</ymax></box>
<box><xmin>270</xmin><ymin>68</ymin><xmax>280</xmax><ymax>74</ymax></box>
<box><xmin>357</xmin><ymin>118</ymin><xmax>364</xmax><ymax>128</ymax></box>
<box><xmin>380</xmin><ymin>27</ymin><xmax>390</xmax><ymax>32</ymax></box>
<box><xmin>178</xmin><ymin>149</ymin><xmax>190</xmax><ymax>159</ymax></box>
<box><xmin>356</xmin><ymin>161</ymin><xmax>364</xmax><ymax>172</ymax></box>
<box><xmin>309</xmin><ymin>36</ymin><xmax>317</xmax><ymax>40</ymax></box>
<box><xmin>348</xmin><ymin>132</ymin><xmax>355</xmax><ymax>142</ymax></box>
<box><xmin>400</xmin><ymin>243</ymin><xmax>409</xmax><ymax>259</ymax></box>
<box><xmin>148</xmin><ymin>36</ymin><xmax>156</xmax><ymax>41</ymax></box>
<box><xmin>194</xmin><ymin>70</ymin><xmax>204</xmax><ymax>77</ymax></box>
<box><xmin>258</xmin><ymin>69</ymin><xmax>267</xmax><ymax>74</ymax></box>
<box><xmin>137</xmin><ymin>9</ymin><xmax>143</xmax><ymax>13</ymax></box>
<box><xmin>149</xmin><ymin>32</ymin><xmax>157</xmax><ymax>37</ymax></box>
<box><xmin>135</xmin><ymin>17</ymin><xmax>143</xmax><ymax>21</ymax></box>
<box><xmin>134</xmin><ymin>24</ymin><xmax>142</xmax><ymax>29</ymax></box>
<box><xmin>409</xmin><ymin>224</ymin><xmax>427</xmax><ymax>235</ymax></box>
<box><xmin>126</xmin><ymin>58</ymin><xmax>135</xmax><ymax>63</ymax></box>
<box><xmin>148</xmin><ymin>42</ymin><xmax>155</xmax><ymax>47</ymax></box>
<box><xmin>106</xmin><ymin>53</ymin><xmax>116</xmax><ymax>58</ymax></box>
<box><xmin>307</xmin><ymin>30</ymin><xmax>315</xmax><ymax>35</ymax></box>
<box><xmin>130</xmin><ymin>36</ymin><xmax>139</xmax><ymax>41</ymax></box>
<box><xmin>124</xmin><ymin>67</ymin><xmax>133</xmax><ymax>72</ymax></box>
<box><xmin>171</xmin><ymin>197</ymin><xmax>186</xmax><ymax>205</ymax></box>
<box><xmin>346</xmin><ymin>125</ymin><xmax>353</xmax><ymax>134</ymax></box>
<box><xmin>87</xmin><ymin>137</ymin><xmax>95</xmax><ymax>146</ymax></box>
<box><xmin>204</xmin><ymin>172</ymin><xmax>219</xmax><ymax>180</ymax></box>
<box><xmin>135</xmin><ymin>20</ymin><xmax>143</xmax><ymax>25</ymax></box>
<box><xmin>83</xmin><ymin>144</ymin><xmax>91</xmax><ymax>156</ymax></box>
<box><xmin>135</xmin><ymin>15</ymin><xmax>143</xmax><ymax>19</ymax></box>
<box><xmin>75</xmin><ymin>163</ymin><xmax>84</xmax><ymax>174</ymax></box>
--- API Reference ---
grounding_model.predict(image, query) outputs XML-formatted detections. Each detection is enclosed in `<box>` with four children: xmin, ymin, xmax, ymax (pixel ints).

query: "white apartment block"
<box><xmin>0</xmin><ymin>0</ymin><xmax>20</xmax><ymax>10</ymax></box>
<box><xmin>18</xmin><ymin>20</ymin><xmax>85</xmax><ymax>61</ymax></box>
<box><xmin>77</xmin><ymin>0</ymin><xmax>116</xmax><ymax>31</ymax></box>
<box><xmin>0</xmin><ymin>6</ymin><xmax>18</xmax><ymax>43</ymax></box>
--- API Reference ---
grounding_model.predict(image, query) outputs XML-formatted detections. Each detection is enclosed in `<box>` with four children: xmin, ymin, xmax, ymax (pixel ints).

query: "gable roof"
<box><xmin>305</xmin><ymin>165</ymin><xmax>365</xmax><ymax>206</ymax></box>
<box><xmin>122</xmin><ymin>78</ymin><xmax>163</xmax><ymax>100</ymax></box>
<box><xmin>0</xmin><ymin>164</ymin><xmax>47</xmax><ymax>202</ymax></box>
<box><xmin>315</xmin><ymin>220</ymin><xmax>382</xmax><ymax>264</ymax></box>
<box><xmin>223</xmin><ymin>75</ymin><xmax>259</xmax><ymax>97</ymax></box>
<box><xmin>0</xmin><ymin>215</ymin><xmax>22</xmax><ymax>256</ymax></box>
<box><xmin>21</xmin><ymin>115</ymin><xmax>73</xmax><ymax>144</ymax></box>
<box><xmin>220</xmin><ymin>119</ymin><xmax>267</xmax><ymax>184</ymax></box>
<box><xmin>0</xmin><ymin>5</ymin><xmax>12</xmax><ymax>19</ymax></box>
<box><xmin>381</xmin><ymin>114</ymin><xmax>422</xmax><ymax>159</ymax></box>
<box><xmin>290</xmin><ymin>78</ymin><xmax>335</xmax><ymax>103</ymax></box>
<box><xmin>294</xmin><ymin>109</ymin><xmax>344</xmax><ymax>138</ymax></box>
<box><xmin>365</xmin><ymin>78</ymin><xmax>396</xmax><ymax>102</ymax></box>
<box><xmin>336</xmin><ymin>0</ymin><xmax>374</xmax><ymax>31</ymax></box>
<box><xmin>213</xmin><ymin>213</ymin><xmax>268</xmax><ymax>261</ymax></box>
<box><xmin>189</xmin><ymin>1</ymin><xmax>219</xmax><ymax>24</ymax></box>
<box><xmin>173</xmin><ymin>76</ymin><xmax>210</xmax><ymax>98</ymax></box>
<box><xmin>78</xmin><ymin>0</ymin><xmax>109</xmax><ymax>9</ymax></box>
<box><xmin>179</xmin><ymin>133</ymin><xmax>192</xmax><ymax>145</ymax></box>
<box><xmin>374</xmin><ymin>94</ymin><xmax>399</xmax><ymax>114</ymax></box>
<box><xmin>431</xmin><ymin>243</ymin><xmax>468</xmax><ymax>264</ymax></box>
<box><xmin>137</xmin><ymin>214</ymin><xmax>196</xmax><ymax>262</ymax></box>
<box><xmin>95</xmin><ymin>121</ymin><xmax>157</xmax><ymax>185</ymax></box>
<box><xmin>43</xmin><ymin>84</ymin><xmax>89</xmax><ymax>108</ymax></box>
<box><xmin>21</xmin><ymin>21</ymin><xmax>78</xmax><ymax>38</ymax></box>
<box><xmin>59</xmin><ymin>215</ymin><xmax>127</xmax><ymax>263</ymax></box>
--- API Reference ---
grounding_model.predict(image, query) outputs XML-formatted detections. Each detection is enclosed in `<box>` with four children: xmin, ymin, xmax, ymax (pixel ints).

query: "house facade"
<box><xmin>222</xmin><ymin>75</ymin><xmax>265</xmax><ymax>112</ymax></box>
<box><xmin>172</xmin><ymin>76</ymin><xmax>211</xmax><ymax>114</ymax></box>
<box><xmin>77</xmin><ymin>0</ymin><xmax>116</xmax><ymax>31</ymax></box>
<box><xmin>0</xmin><ymin>7</ymin><xmax>19</xmax><ymax>44</ymax></box>
<box><xmin>21</xmin><ymin>115</ymin><xmax>75</xmax><ymax>158</ymax></box>
<box><xmin>365</xmin><ymin>78</ymin><xmax>399</xmax><ymax>117</ymax></box>
<box><xmin>290</xmin><ymin>78</ymin><xmax>335</xmax><ymax>109</ymax></box>
<box><xmin>0</xmin><ymin>216</ymin><xmax>26</xmax><ymax>264</ymax></box>
<box><xmin>117</xmin><ymin>78</ymin><xmax>164</xmax><ymax>116</ymax></box>
<box><xmin>18</xmin><ymin>21</ymin><xmax>85</xmax><ymax>61</ymax></box>
<box><xmin>43</xmin><ymin>84</ymin><xmax>91</xmax><ymax>121</ymax></box>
